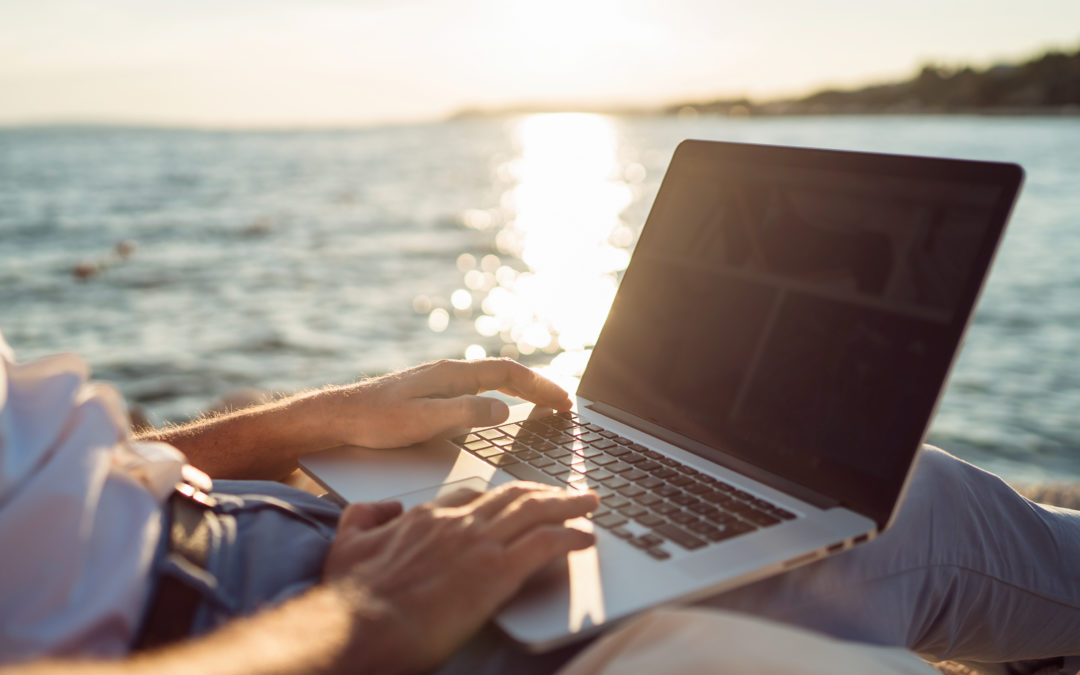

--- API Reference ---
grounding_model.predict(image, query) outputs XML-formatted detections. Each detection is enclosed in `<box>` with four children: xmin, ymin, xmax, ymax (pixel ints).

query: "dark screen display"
<box><xmin>579</xmin><ymin>141</ymin><xmax>1022</xmax><ymax>526</ymax></box>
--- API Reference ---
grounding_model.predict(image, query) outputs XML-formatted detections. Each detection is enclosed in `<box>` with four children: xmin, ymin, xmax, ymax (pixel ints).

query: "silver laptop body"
<box><xmin>302</xmin><ymin>139</ymin><xmax>1023</xmax><ymax>651</ymax></box>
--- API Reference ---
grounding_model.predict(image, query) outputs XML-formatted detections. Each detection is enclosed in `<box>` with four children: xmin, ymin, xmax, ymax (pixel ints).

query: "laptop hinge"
<box><xmin>586</xmin><ymin>402</ymin><xmax>840</xmax><ymax>511</ymax></box>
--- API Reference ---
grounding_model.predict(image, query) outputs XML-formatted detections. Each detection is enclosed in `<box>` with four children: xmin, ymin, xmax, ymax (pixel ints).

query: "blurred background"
<box><xmin>2</xmin><ymin>0</ymin><xmax>1079</xmax><ymax>481</ymax></box>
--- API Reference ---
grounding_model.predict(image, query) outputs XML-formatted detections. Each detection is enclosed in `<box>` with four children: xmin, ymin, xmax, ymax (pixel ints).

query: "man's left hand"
<box><xmin>322</xmin><ymin>358</ymin><xmax>572</xmax><ymax>449</ymax></box>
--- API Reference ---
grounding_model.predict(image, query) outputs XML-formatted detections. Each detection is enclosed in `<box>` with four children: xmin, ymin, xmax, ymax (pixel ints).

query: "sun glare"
<box><xmin>448</xmin><ymin>113</ymin><xmax>635</xmax><ymax>391</ymax></box>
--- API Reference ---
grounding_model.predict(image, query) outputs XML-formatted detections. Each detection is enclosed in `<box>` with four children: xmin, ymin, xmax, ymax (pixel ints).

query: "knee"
<box><xmin>905</xmin><ymin>445</ymin><xmax>985</xmax><ymax>507</ymax></box>
<box><xmin>885</xmin><ymin>445</ymin><xmax>988</xmax><ymax>534</ymax></box>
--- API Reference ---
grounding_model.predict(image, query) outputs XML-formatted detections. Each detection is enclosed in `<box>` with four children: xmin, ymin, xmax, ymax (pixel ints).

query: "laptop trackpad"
<box><xmin>299</xmin><ymin>438</ymin><xmax>508</xmax><ymax>505</ymax></box>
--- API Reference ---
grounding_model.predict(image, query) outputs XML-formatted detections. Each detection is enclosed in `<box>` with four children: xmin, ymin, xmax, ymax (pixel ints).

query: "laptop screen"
<box><xmin>579</xmin><ymin>141</ymin><xmax>1023</xmax><ymax>528</ymax></box>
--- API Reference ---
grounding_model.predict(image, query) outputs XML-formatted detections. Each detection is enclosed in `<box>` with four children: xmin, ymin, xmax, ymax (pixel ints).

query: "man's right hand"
<box><xmin>322</xmin><ymin>482</ymin><xmax>598</xmax><ymax>673</ymax></box>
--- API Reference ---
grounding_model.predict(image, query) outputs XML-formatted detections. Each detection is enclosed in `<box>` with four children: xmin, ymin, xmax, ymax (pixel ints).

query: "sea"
<box><xmin>2</xmin><ymin>114</ymin><xmax>1078</xmax><ymax>484</ymax></box>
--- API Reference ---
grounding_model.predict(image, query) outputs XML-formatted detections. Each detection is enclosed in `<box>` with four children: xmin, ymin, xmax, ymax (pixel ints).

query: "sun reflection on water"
<box><xmin>450</xmin><ymin>113</ymin><xmax>636</xmax><ymax>390</ymax></box>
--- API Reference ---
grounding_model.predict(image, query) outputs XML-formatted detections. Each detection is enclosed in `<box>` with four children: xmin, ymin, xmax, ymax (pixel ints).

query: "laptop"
<box><xmin>301</xmin><ymin>139</ymin><xmax>1024</xmax><ymax>651</ymax></box>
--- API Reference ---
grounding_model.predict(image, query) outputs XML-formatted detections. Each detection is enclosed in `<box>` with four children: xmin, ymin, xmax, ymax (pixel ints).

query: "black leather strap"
<box><xmin>133</xmin><ymin>484</ymin><xmax>216</xmax><ymax>651</ymax></box>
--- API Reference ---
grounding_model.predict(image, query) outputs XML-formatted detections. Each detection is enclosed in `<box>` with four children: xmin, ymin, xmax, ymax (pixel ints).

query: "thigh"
<box><xmin>154</xmin><ymin>480</ymin><xmax>344</xmax><ymax>637</ymax></box>
<box><xmin>702</xmin><ymin>446</ymin><xmax>1080</xmax><ymax>663</ymax></box>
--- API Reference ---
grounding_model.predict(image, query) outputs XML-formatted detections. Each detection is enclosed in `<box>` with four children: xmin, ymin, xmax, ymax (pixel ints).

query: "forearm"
<box><xmin>137</xmin><ymin>387</ymin><xmax>350</xmax><ymax>480</ymax></box>
<box><xmin>4</xmin><ymin>583</ymin><xmax>401</xmax><ymax>675</ymax></box>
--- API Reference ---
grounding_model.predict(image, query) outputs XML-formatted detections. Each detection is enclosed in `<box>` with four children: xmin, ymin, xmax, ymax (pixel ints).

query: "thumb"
<box><xmin>338</xmin><ymin>500</ymin><xmax>403</xmax><ymax>534</ymax></box>
<box><xmin>419</xmin><ymin>395</ymin><xmax>510</xmax><ymax>438</ymax></box>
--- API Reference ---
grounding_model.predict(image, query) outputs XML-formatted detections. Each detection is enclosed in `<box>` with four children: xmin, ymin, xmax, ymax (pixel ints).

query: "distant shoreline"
<box><xmin>456</xmin><ymin>44</ymin><xmax>1080</xmax><ymax>121</ymax></box>
<box><xmin>3</xmin><ymin>43</ymin><xmax>1079</xmax><ymax>131</ymax></box>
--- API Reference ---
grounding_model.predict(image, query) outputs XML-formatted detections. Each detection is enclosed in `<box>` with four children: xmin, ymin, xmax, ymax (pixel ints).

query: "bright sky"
<box><xmin>2</xmin><ymin>0</ymin><xmax>1078</xmax><ymax>127</ymax></box>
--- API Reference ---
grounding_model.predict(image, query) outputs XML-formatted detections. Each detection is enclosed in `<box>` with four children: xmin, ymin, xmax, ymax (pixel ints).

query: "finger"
<box><xmin>338</xmin><ymin>500</ymin><xmax>403</xmax><ymax>534</ymax></box>
<box><xmin>467</xmin><ymin>481</ymin><xmax>562</xmax><ymax>520</ymax></box>
<box><xmin>502</xmin><ymin>524</ymin><xmax>597</xmax><ymax>588</ymax></box>
<box><xmin>405</xmin><ymin>359</ymin><xmax>572</xmax><ymax>411</ymax></box>
<box><xmin>483</xmin><ymin>490</ymin><xmax>599</xmax><ymax>543</ymax></box>
<box><xmin>413</xmin><ymin>395</ymin><xmax>510</xmax><ymax>439</ymax></box>
<box><xmin>433</xmin><ymin>485</ymin><xmax>486</xmax><ymax>508</ymax></box>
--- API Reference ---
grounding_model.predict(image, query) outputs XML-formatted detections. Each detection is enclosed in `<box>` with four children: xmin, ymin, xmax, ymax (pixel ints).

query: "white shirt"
<box><xmin>0</xmin><ymin>331</ymin><xmax>186</xmax><ymax>663</ymax></box>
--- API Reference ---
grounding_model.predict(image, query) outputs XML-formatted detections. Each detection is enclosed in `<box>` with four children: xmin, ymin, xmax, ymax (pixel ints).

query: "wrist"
<box><xmin>324</xmin><ymin>578</ymin><xmax>414</xmax><ymax>675</ymax></box>
<box><xmin>292</xmin><ymin>385</ymin><xmax>358</xmax><ymax>450</ymax></box>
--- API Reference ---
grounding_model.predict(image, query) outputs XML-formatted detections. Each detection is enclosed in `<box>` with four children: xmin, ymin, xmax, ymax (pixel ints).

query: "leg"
<box><xmin>703</xmin><ymin>446</ymin><xmax>1080</xmax><ymax>663</ymax></box>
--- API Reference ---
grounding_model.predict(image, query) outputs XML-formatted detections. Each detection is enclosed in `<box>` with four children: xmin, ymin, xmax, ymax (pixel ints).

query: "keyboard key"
<box><xmin>640</xmin><ymin>533</ymin><xmax>664</xmax><ymax>547</ymax></box>
<box><xmin>688</xmin><ymin>521</ymin><xmax>714</xmax><ymax>535</ymax></box>
<box><xmin>607</xmin><ymin>445</ymin><xmax>632</xmax><ymax>456</ymax></box>
<box><xmin>594</xmin><ymin>512</ymin><xmax>629</xmax><ymax>529</ymax></box>
<box><xmin>489</xmin><ymin>454</ymin><xmax>519</xmax><ymax>467</ymax></box>
<box><xmin>478</xmin><ymin>428</ymin><xmax>504</xmax><ymax>440</ymax></box>
<box><xmin>653</xmin><ymin>468</ymin><xmax>677</xmax><ymax>480</ymax></box>
<box><xmin>638</xmin><ymin>477</ymin><xmax>663</xmax><ymax>490</ymax></box>
<box><xmin>592</xmin><ymin>439</ymin><xmax>616</xmax><ymax>450</ymax></box>
<box><xmin>590</xmin><ymin>454</ymin><xmax>617</xmax><ymax>466</ymax></box>
<box><xmin>655</xmin><ymin>485</ymin><xmax>680</xmax><ymax>498</ymax></box>
<box><xmin>584</xmin><ymin>468</ymin><xmax>613</xmax><ymax>481</ymax></box>
<box><xmin>544</xmin><ymin>465</ymin><xmax>574</xmax><ymax>480</ymax></box>
<box><xmin>670</xmin><ymin>511</ymin><xmax>698</xmax><ymax>526</ymax></box>
<box><xmin>617</xmin><ymin>504</ymin><xmax>648</xmax><ymax>519</ymax></box>
<box><xmin>701</xmin><ymin>489</ymin><xmax>728</xmax><ymax>504</ymax></box>
<box><xmin>653</xmin><ymin>502</ymin><xmax>680</xmax><ymax>516</ymax></box>
<box><xmin>530</xmin><ymin>457</ymin><xmax>556</xmax><ymax>469</ymax></box>
<box><xmin>617</xmin><ymin>484</ymin><xmax>646</xmax><ymax>498</ymax></box>
<box><xmin>600</xmin><ymin>476</ymin><xmax>629</xmax><ymax>490</ymax></box>
<box><xmin>707</xmin><ymin>521</ymin><xmax>756</xmax><ymax>541</ymax></box>
<box><xmin>465</xmin><ymin>440</ymin><xmax>491</xmax><ymax>452</ymax></box>
<box><xmin>705</xmin><ymin>510</ymin><xmax>738</xmax><ymax>525</ymax></box>
<box><xmin>646</xmin><ymin>547</ymin><xmax>671</xmax><ymax>561</ymax></box>
<box><xmin>670</xmin><ymin>493</ymin><xmax>699</xmax><ymax>507</ymax></box>
<box><xmin>635</xmin><ymin>513</ymin><xmax>665</xmax><ymax>528</ymax></box>
<box><xmin>609</xmin><ymin>527</ymin><xmax>632</xmax><ymax>539</ymax></box>
<box><xmin>741</xmin><ymin>510</ymin><xmax>781</xmax><ymax>526</ymax></box>
<box><xmin>685</xmin><ymin>482</ymin><xmax>711</xmax><ymax>494</ymax></box>
<box><xmin>633</xmin><ymin>492</ymin><xmax>662</xmax><ymax>507</ymax></box>
<box><xmin>688</xmin><ymin>502</ymin><xmax>719</xmax><ymax>516</ymax></box>
<box><xmin>600</xmin><ymin>495</ymin><xmax>630</xmax><ymax>510</ymax></box>
<box><xmin>474</xmin><ymin>446</ymin><xmax>503</xmax><ymax>459</ymax></box>
<box><xmin>652</xmin><ymin>523</ymin><xmax>707</xmax><ymax>550</ymax></box>
<box><xmin>606</xmin><ymin>461</ymin><xmax>632</xmax><ymax>474</ymax></box>
<box><xmin>668</xmin><ymin>474</ymin><xmax>693</xmax><ymax>487</ymax></box>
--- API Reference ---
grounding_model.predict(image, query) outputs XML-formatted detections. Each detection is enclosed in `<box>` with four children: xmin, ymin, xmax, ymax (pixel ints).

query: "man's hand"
<box><xmin>323</xmin><ymin>358</ymin><xmax>573</xmax><ymax>449</ymax></box>
<box><xmin>323</xmin><ymin>482</ymin><xmax>597</xmax><ymax>673</ymax></box>
<box><xmin>137</xmin><ymin>358</ymin><xmax>571</xmax><ymax>481</ymax></box>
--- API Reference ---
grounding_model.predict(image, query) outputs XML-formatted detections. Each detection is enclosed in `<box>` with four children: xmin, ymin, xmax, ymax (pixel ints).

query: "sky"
<box><xmin>2</xmin><ymin>0</ymin><xmax>1079</xmax><ymax>127</ymax></box>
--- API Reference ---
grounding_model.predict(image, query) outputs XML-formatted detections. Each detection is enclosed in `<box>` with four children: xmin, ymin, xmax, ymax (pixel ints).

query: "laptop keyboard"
<box><xmin>452</xmin><ymin>411</ymin><xmax>797</xmax><ymax>561</ymax></box>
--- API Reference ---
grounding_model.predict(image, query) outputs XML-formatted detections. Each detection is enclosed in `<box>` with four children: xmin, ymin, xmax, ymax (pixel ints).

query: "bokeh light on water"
<box><xmin>441</xmin><ymin>113</ymin><xmax>639</xmax><ymax>391</ymax></box>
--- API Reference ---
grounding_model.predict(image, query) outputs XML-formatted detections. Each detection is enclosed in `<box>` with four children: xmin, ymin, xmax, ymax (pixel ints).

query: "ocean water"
<box><xmin>2</xmin><ymin>114</ymin><xmax>1078</xmax><ymax>483</ymax></box>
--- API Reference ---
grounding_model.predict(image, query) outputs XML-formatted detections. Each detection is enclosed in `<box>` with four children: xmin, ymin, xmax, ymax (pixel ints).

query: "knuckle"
<box><xmin>517</xmin><ymin>495</ymin><xmax>549</xmax><ymax>520</ymax></box>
